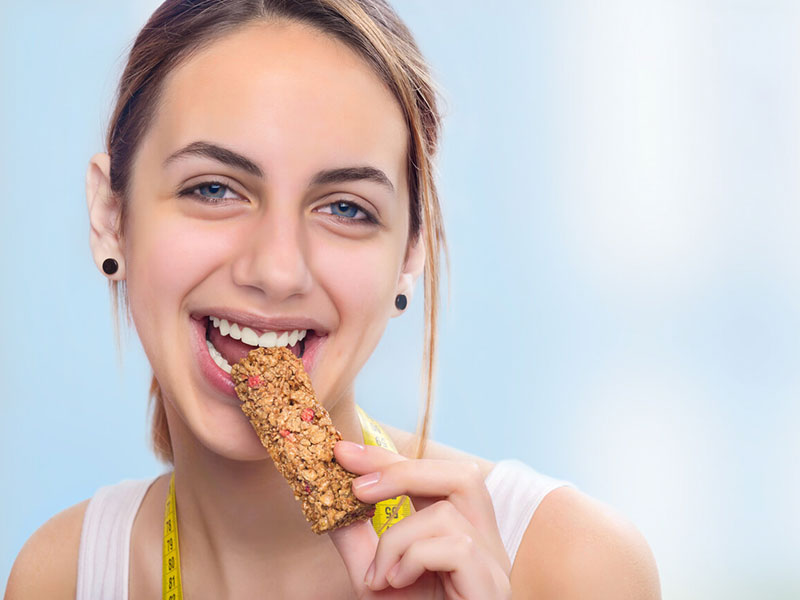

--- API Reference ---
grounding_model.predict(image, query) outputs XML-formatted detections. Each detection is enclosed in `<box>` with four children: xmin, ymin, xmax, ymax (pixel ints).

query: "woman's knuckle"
<box><xmin>460</xmin><ymin>461</ymin><xmax>483</xmax><ymax>488</ymax></box>
<box><xmin>432</xmin><ymin>499</ymin><xmax>456</xmax><ymax>520</ymax></box>
<box><xmin>454</xmin><ymin>533</ymin><xmax>475</xmax><ymax>557</ymax></box>
<box><xmin>404</xmin><ymin>540</ymin><xmax>424</xmax><ymax>564</ymax></box>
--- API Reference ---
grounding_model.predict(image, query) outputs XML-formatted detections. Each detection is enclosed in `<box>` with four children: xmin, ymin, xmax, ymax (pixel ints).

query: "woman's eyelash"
<box><xmin>321</xmin><ymin>200</ymin><xmax>378</xmax><ymax>225</ymax></box>
<box><xmin>178</xmin><ymin>180</ymin><xmax>238</xmax><ymax>203</ymax></box>
<box><xmin>177</xmin><ymin>182</ymin><xmax>378</xmax><ymax>225</ymax></box>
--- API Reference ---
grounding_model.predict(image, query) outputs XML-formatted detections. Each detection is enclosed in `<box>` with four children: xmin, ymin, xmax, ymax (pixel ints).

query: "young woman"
<box><xmin>6</xmin><ymin>1</ymin><xmax>660</xmax><ymax>598</ymax></box>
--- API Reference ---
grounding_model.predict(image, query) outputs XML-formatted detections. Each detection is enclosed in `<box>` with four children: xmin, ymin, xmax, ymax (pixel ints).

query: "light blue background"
<box><xmin>2</xmin><ymin>1</ymin><xmax>799</xmax><ymax>597</ymax></box>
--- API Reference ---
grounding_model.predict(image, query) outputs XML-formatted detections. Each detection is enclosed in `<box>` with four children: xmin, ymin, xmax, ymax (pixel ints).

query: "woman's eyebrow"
<box><xmin>311</xmin><ymin>166</ymin><xmax>395</xmax><ymax>194</ymax></box>
<box><xmin>164</xmin><ymin>141</ymin><xmax>263</xmax><ymax>177</ymax></box>
<box><xmin>163</xmin><ymin>141</ymin><xmax>395</xmax><ymax>193</ymax></box>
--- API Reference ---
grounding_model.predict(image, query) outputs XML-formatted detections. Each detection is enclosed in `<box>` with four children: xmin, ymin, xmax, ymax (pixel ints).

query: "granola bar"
<box><xmin>231</xmin><ymin>346</ymin><xmax>374</xmax><ymax>534</ymax></box>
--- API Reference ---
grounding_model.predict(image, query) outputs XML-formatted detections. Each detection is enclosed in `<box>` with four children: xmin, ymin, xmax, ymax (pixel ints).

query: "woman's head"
<box><xmin>86</xmin><ymin>0</ymin><xmax>445</xmax><ymax>462</ymax></box>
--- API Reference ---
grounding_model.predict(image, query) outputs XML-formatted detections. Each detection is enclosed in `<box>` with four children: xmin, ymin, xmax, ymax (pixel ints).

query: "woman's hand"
<box><xmin>328</xmin><ymin>441</ymin><xmax>512</xmax><ymax>599</ymax></box>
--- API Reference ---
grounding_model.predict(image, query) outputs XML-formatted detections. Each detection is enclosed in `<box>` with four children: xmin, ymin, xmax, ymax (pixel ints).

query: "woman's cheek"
<box><xmin>126</xmin><ymin>214</ymin><xmax>233</xmax><ymax>324</ymax></box>
<box><xmin>312</xmin><ymin>235</ymin><xmax>397</xmax><ymax>319</ymax></box>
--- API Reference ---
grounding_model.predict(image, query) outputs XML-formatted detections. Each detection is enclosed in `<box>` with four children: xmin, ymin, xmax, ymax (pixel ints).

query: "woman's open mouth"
<box><xmin>204</xmin><ymin>316</ymin><xmax>311</xmax><ymax>374</ymax></box>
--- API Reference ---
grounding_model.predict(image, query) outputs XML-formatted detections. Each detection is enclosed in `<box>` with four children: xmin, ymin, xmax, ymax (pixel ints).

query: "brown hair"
<box><xmin>106</xmin><ymin>0</ymin><xmax>446</xmax><ymax>462</ymax></box>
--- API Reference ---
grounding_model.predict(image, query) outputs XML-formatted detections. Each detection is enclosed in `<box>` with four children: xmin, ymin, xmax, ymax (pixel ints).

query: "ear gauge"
<box><xmin>395</xmin><ymin>294</ymin><xmax>408</xmax><ymax>311</ymax></box>
<box><xmin>102</xmin><ymin>258</ymin><xmax>119</xmax><ymax>276</ymax></box>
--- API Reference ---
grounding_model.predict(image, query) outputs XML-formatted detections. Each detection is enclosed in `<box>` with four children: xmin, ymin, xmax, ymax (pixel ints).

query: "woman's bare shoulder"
<box><xmin>5</xmin><ymin>499</ymin><xmax>89</xmax><ymax>599</ymax></box>
<box><xmin>510</xmin><ymin>486</ymin><xmax>662</xmax><ymax>599</ymax></box>
<box><xmin>379</xmin><ymin>422</ymin><xmax>660</xmax><ymax>598</ymax></box>
<box><xmin>378</xmin><ymin>422</ymin><xmax>496</xmax><ymax>479</ymax></box>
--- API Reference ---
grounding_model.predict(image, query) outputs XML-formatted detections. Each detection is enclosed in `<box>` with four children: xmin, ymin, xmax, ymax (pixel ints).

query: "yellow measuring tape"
<box><xmin>162</xmin><ymin>406</ymin><xmax>411</xmax><ymax>598</ymax></box>
<box><xmin>354</xmin><ymin>405</ymin><xmax>412</xmax><ymax>536</ymax></box>
<box><xmin>162</xmin><ymin>474</ymin><xmax>183</xmax><ymax>600</ymax></box>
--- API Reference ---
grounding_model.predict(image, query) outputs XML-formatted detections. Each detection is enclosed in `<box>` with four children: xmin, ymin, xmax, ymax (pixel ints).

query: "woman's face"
<box><xmin>108</xmin><ymin>21</ymin><xmax>420</xmax><ymax>459</ymax></box>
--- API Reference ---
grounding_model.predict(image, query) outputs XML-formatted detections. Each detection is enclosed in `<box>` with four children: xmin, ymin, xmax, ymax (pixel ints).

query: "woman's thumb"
<box><xmin>328</xmin><ymin>519</ymin><xmax>378</xmax><ymax>594</ymax></box>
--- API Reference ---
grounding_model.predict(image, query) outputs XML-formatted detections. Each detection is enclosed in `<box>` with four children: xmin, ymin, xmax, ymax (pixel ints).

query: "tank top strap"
<box><xmin>76</xmin><ymin>477</ymin><xmax>158</xmax><ymax>600</ymax></box>
<box><xmin>484</xmin><ymin>459</ymin><xmax>576</xmax><ymax>564</ymax></box>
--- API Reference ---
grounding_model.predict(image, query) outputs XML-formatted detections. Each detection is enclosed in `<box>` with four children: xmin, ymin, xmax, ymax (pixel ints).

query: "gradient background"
<box><xmin>2</xmin><ymin>1</ymin><xmax>799</xmax><ymax>597</ymax></box>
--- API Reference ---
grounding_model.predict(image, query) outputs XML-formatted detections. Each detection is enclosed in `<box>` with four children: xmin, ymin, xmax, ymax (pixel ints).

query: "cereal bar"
<box><xmin>231</xmin><ymin>346</ymin><xmax>374</xmax><ymax>534</ymax></box>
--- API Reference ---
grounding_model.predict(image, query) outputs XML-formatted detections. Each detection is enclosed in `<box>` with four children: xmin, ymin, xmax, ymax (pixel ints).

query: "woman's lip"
<box><xmin>191</xmin><ymin>310</ymin><xmax>329</xmax><ymax>336</ymax></box>
<box><xmin>191</xmin><ymin>316</ymin><xmax>239</xmax><ymax>402</ymax></box>
<box><xmin>299</xmin><ymin>329</ymin><xmax>326</xmax><ymax>374</ymax></box>
<box><xmin>191</xmin><ymin>316</ymin><xmax>326</xmax><ymax>400</ymax></box>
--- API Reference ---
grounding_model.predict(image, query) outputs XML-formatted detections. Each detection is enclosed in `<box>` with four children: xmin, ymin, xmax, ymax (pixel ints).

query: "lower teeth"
<box><xmin>206</xmin><ymin>339</ymin><xmax>232</xmax><ymax>374</ymax></box>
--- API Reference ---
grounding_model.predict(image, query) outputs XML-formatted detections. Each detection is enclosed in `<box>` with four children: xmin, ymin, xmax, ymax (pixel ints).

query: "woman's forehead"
<box><xmin>141</xmin><ymin>21</ymin><xmax>408</xmax><ymax>190</ymax></box>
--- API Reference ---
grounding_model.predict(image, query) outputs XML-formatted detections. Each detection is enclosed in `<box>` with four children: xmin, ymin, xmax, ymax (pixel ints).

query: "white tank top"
<box><xmin>76</xmin><ymin>460</ymin><xmax>573</xmax><ymax>599</ymax></box>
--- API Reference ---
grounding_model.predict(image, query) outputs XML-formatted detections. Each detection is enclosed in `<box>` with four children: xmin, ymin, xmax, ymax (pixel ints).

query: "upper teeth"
<box><xmin>210</xmin><ymin>317</ymin><xmax>307</xmax><ymax>348</ymax></box>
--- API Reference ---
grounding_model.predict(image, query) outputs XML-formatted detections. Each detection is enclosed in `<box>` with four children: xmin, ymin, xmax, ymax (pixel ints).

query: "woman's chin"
<box><xmin>164</xmin><ymin>391</ymin><xmax>270</xmax><ymax>462</ymax></box>
<box><xmin>205</xmin><ymin>436</ymin><xmax>271</xmax><ymax>462</ymax></box>
<box><xmin>196</xmin><ymin>421</ymin><xmax>271</xmax><ymax>462</ymax></box>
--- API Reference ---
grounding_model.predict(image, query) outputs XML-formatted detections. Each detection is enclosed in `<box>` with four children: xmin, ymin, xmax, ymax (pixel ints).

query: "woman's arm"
<box><xmin>4</xmin><ymin>499</ymin><xmax>88</xmax><ymax>600</ymax></box>
<box><xmin>510</xmin><ymin>487</ymin><xmax>662</xmax><ymax>599</ymax></box>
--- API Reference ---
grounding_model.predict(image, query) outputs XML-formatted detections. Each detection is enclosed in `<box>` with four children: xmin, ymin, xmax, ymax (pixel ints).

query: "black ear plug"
<box><xmin>102</xmin><ymin>258</ymin><xmax>119</xmax><ymax>275</ymax></box>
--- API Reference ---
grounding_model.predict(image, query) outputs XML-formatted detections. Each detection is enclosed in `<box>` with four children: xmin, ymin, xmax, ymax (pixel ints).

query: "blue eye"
<box><xmin>199</xmin><ymin>182</ymin><xmax>227</xmax><ymax>199</ymax></box>
<box><xmin>179</xmin><ymin>180</ymin><xmax>239</xmax><ymax>203</ymax></box>
<box><xmin>331</xmin><ymin>201</ymin><xmax>361</xmax><ymax>219</ymax></box>
<box><xmin>195</xmin><ymin>181</ymin><xmax>237</xmax><ymax>201</ymax></box>
<box><xmin>318</xmin><ymin>200</ymin><xmax>377</xmax><ymax>225</ymax></box>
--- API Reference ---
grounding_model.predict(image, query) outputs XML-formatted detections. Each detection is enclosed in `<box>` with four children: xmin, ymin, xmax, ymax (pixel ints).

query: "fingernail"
<box><xmin>353</xmin><ymin>472</ymin><xmax>381</xmax><ymax>490</ymax></box>
<box><xmin>364</xmin><ymin>560</ymin><xmax>376</xmax><ymax>587</ymax></box>
<box><xmin>338</xmin><ymin>440</ymin><xmax>365</xmax><ymax>452</ymax></box>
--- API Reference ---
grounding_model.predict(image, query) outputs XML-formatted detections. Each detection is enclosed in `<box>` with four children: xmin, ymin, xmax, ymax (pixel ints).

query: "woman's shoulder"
<box><xmin>5</xmin><ymin>498</ymin><xmax>89</xmax><ymax>599</ymax></box>
<box><xmin>511</xmin><ymin>486</ymin><xmax>662</xmax><ymax>598</ymax></box>
<box><xmin>379</xmin><ymin>423</ymin><xmax>661</xmax><ymax>598</ymax></box>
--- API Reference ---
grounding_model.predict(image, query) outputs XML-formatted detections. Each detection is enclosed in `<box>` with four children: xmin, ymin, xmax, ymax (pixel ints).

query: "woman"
<box><xmin>6</xmin><ymin>1</ymin><xmax>660</xmax><ymax>598</ymax></box>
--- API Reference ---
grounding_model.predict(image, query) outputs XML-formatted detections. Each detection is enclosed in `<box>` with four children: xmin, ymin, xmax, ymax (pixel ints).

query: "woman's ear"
<box><xmin>393</xmin><ymin>233</ymin><xmax>426</xmax><ymax>315</ymax></box>
<box><xmin>86</xmin><ymin>153</ymin><xmax>125</xmax><ymax>279</ymax></box>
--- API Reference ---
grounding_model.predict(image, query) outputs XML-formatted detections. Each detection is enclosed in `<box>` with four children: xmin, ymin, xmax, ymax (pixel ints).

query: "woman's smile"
<box><xmin>190</xmin><ymin>310</ymin><xmax>330</xmax><ymax>399</ymax></box>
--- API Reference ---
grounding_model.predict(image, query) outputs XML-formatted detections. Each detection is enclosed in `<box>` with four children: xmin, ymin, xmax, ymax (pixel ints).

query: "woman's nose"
<box><xmin>230</xmin><ymin>211</ymin><xmax>313</xmax><ymax>301</ymax></box>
